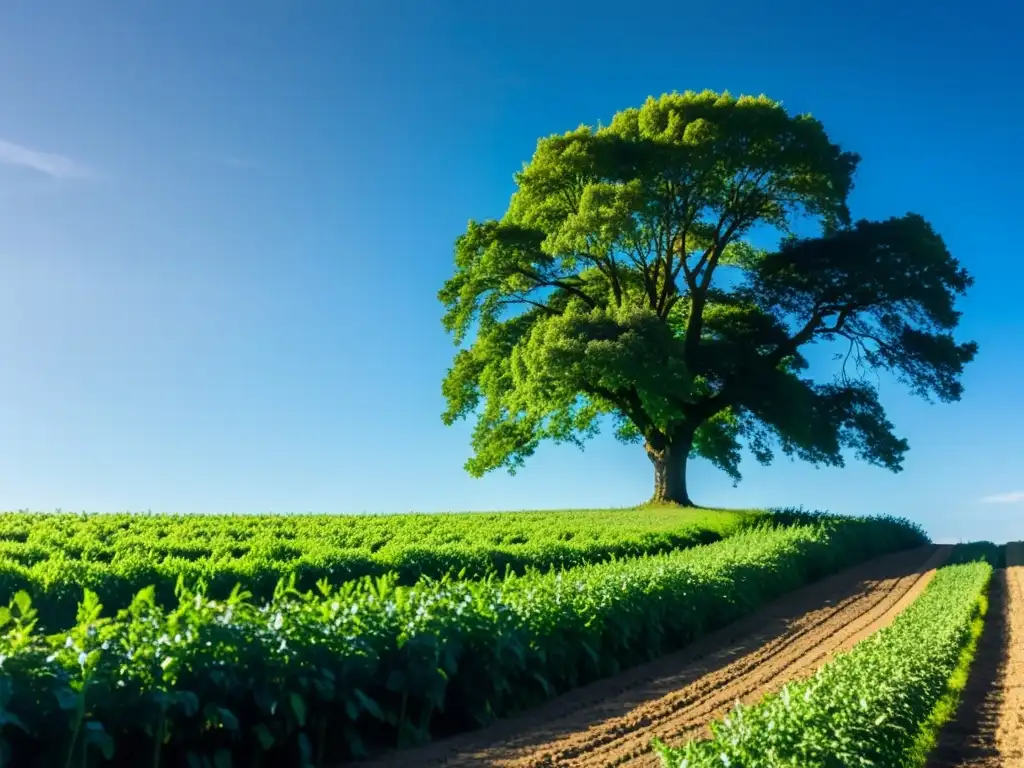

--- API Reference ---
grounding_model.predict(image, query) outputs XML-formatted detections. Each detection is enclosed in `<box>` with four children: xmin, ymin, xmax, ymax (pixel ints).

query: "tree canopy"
<box><xmin>439</xmin><ymin>90</ymin><xmax>977</xmax><ymax>505</ymax></box>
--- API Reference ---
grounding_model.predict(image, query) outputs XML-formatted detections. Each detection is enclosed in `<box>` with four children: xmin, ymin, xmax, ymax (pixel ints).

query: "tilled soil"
<box><xmin>357</xmin><ymin>544</ymin><xmax>950</xmax><ymax>768</ymax></box>
<box><xmin>928</xmin><ymin>542</ymin><xmax>1024</xmax><ymax>767</ymax></box>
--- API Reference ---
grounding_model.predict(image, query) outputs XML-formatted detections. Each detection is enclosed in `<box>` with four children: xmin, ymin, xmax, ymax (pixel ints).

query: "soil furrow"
<box><xmin>928</xmin><ymin>543</ymin><xmax>1024</xmax><ymax>767</ymax></box>
<box><xmin>541</xmin><ymin>545</ymin><xmax>950</xmax><ymax>768</ymax></box>
<box><xmin>358</xmin><ymin>544</ymin><xmax>948</xmax><ymax>768</ymax></box>
<box><xmin>1000</xmin><ymin>544</ymin><xmax>1024</xmax><ymax>764</ymax></box>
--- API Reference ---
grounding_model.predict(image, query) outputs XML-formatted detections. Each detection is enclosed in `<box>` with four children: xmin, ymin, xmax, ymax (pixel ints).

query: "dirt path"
<box><xmin>356</xmin><ymin>544</ymin><xmax>950</xmax><ymax>768</ymax></box>
<box><xmin>927</xmin><ymin>542</ymin><xmax>1024</xmax><ymax>767</ymax></box>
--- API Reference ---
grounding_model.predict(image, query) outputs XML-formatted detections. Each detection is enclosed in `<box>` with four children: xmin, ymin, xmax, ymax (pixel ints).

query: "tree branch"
<box><xmin>497</xmin><ymin>296</ymin><xmax>563</xmax><ymax>316</ymax></box>
<box><xmin>681</xmin><ymin>215</ymin><xmax>747</xmax><ymax>362</ymax></box>
<box><xmin>763</xmin><ymin>301</ymin><xmax>868</xmax><ymax>369</ymax></box>
<box><xmin>511</xmin><ymin>266</ymin><xmax>599</xmax><ymax>309</ymax></box>
<box><xmin>582</xmin><ymin>383</ymin><xmax>652</xmax><ymax>433</ymax></box>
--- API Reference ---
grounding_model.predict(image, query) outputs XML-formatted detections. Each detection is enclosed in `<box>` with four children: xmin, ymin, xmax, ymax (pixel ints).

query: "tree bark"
<box><xmin>645</xmin><ymin>429</ymin><xmax>696</xmax><ymax>506</ymax></box>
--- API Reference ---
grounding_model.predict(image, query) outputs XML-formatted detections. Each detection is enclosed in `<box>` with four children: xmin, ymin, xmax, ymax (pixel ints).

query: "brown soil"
<box><xmin>927</xmin><ymin>542</ymin><xmax>1024</xmax><ymax>767</ymax></box>
<box><xmin>355</xmin><ymin>544</ymin><xmax>950</xmax><ymax>768</ymax></box>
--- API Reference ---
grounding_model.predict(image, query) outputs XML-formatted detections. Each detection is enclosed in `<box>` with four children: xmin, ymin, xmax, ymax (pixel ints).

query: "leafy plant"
<box><xmin>655</xmin><ymin>559</ymin><xmax>991</xmax><ymax>767</ymax></box>
<box><xmin>0</xmin><ymin>515</ymin><xmax>925</xmax><ymax>766</ymax></box>
<box><xmin>0</xmin><ymin>507</ymin><xmax>755</xmax><ymax>631</ymax></box>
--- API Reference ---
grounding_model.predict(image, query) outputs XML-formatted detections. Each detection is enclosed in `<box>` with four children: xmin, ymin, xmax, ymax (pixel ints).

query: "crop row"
<box><xmin>656</xmin><ymin>557</ymin><xmax>992</xmax><ymax>767</ymax></box>
<box><xmin>0</xmin><ymin>516</ymin><xmax>925</xmax><ymax>767</ymax></box>
<box><xmin>0</xmin><ymin>508</ymin><xmax>753</xmax><ymax>556</ymax></box>
<box><xmin>0</xmin><ymin>508</ymin><xmax>756</xmax><ymax>629</ymax></box>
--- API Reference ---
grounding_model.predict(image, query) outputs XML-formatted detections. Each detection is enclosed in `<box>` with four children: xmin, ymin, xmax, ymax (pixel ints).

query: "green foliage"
<box><xmin>906</xmin><ymin>591</ymin><xmax>987</xmax><ymax>767</ymax></box>
<box><xmin>0</xmin><ymin>516</ymin><xmax>925</xmax><ymax>767</ymax></box>
<box><xmin>440</xmin><ymin>89</ymin><xmax>976</xmax><ymax>499</ymax></box>
<box><xmin>944</xmin><ymin>540</ymin><xmax>1005</xmax><ymax>567</ymax></box>
<box><xmin>0</xmin><ymin>508</ymin><xmax>753</xmax><ymax>631</ymax></box>
<box><xmin>655</xmin><ymin>558</ymin><xmax>991</xmax><ymax>768</ymax></box>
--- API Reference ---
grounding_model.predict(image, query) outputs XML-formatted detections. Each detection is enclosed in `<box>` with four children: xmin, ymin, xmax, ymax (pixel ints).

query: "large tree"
<box><xmin>439</xmin><ymin>91</ymin><xmax>976</xmax><ymax>506</ymax></box>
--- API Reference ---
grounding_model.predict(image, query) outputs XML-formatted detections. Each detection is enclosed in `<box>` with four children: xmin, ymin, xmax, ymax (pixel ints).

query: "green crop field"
<box><xmin>0</xmin><ymin>507</ymin><xmax>760</xmax><ymax>630</ymax></box>
<box><xmin>0</xmin><ymin>509</ymin><xmax>930</xmax><ymax>767</ymax></box>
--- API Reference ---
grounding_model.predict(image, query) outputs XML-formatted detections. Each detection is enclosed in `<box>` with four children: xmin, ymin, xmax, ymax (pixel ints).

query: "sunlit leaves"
<box><xmin>439</xmin><ymin>90</ymin><xmax>973</xmax><ymax>492</ymax></box>
<box><xmin>607</xmin><ymin>91</ymin><xmax>857</xmax><ymax>231</ymax></box>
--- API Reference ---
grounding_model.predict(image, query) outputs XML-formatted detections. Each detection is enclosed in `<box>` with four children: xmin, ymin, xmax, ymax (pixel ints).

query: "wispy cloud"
<box><xmin>0</xmin><ymin>138</ymin><xmax>93</xmax><ymax>179</ymax></box>
<box><xmin>981</xmin><ymin>490</ymin><xmax>1024</xmax><ymax>504</ymax></box>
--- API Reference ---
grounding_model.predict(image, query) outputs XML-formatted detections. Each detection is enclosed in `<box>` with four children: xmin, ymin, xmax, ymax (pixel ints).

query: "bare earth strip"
<box><xmin>928</xmin><ymin>542</ymin><xmax>1024</xmax><ymax>767</ymax></box>
<box><xmin>357</xmin><ymin>544</ymin><xmax>950</xmax><ymax>768</ymax></box>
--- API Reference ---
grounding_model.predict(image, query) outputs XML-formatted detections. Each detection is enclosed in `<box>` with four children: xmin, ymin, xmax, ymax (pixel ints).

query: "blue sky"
<box><xmin>0</xmin><ymin>0</ymin><xmax>1020</xmax><ymax>542</ymax></box>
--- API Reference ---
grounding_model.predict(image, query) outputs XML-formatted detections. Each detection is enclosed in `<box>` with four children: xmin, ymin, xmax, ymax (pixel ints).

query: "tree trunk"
<box><xmin>645</xmin><ymin>431</ymin><xmax>695</xmax><ymax>506</ymax></box>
